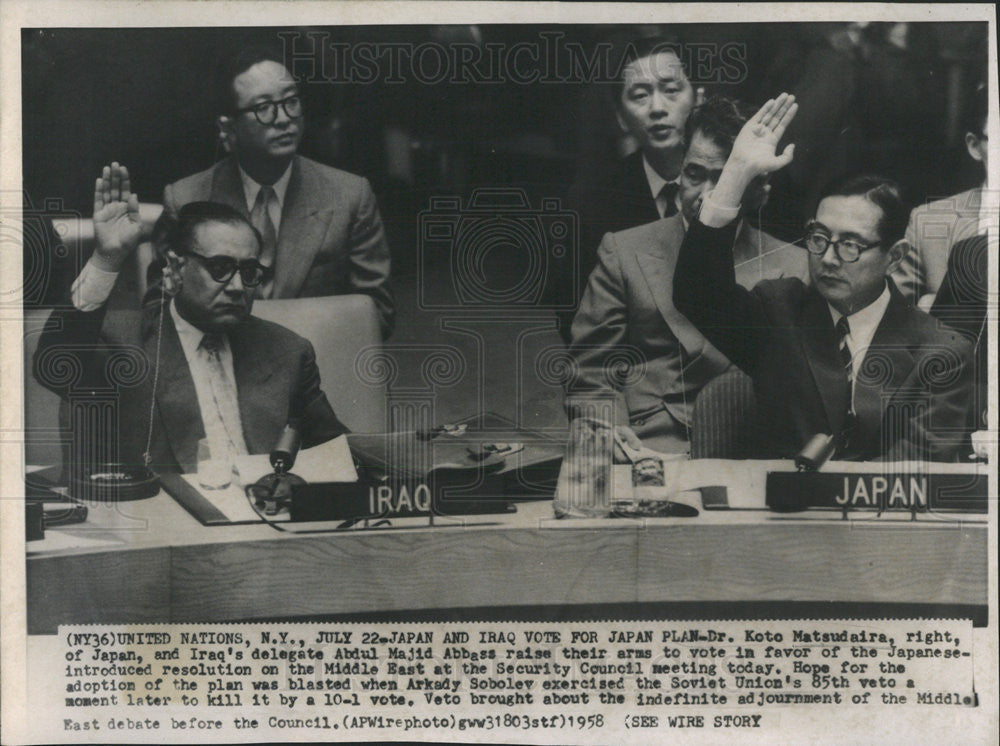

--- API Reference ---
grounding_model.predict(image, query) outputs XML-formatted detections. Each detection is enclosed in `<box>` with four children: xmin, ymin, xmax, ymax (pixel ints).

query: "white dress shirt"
<box><xmin>827</xmin><ymin>283</ymin><xmax>892</xmax><ymax>388</ymax></box>
<box><xmin>169</xmin><ymin>301</ymin><xmax>248</xmax><ymax>458</ymax></box>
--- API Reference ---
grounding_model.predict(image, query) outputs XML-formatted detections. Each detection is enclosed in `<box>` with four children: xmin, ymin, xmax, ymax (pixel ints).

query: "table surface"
<box><xmin>25</xmin><ymin>459</ymin><xmax>989</xmax><ymax>635</ymax></box>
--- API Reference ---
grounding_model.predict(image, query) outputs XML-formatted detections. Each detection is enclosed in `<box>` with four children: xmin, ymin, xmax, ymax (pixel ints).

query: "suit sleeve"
<box><xmin>564</xmin><ymin>232</ymin><xmax>631</xmax><ymax>427</ymax></box>
<box><xmin>347</xmin><ymin>178</ymin><xmax>394</xmax><ymax>340</ymax></box>
<box><xmin>292</xmin><ymin>338</ymin><xmax>350</xmax><ymax>447</ymax></box>
<box><xmin>33</xmin><ymin>305</ymin><xmax>110</xmax><ymax>399</ymax></box>
<box><xmin>673</xmin><ymin>218</ymin><xmax>770</xmax><ymax>375</ymax></box>
<box><xmin>882</xmin><ymin>334</ymin><xmax>975</xmax><ymax>463</ymax></box>
<box><xmin>889</xmin><ymin>212</ymin><xmax>921</xmax><ymax>303</ymax></box>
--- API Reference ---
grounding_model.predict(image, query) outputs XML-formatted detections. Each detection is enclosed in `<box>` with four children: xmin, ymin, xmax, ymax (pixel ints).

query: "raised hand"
<box><xmin>728</xmin><ymin>93</ymin><xmax>798</xmax><ymax>177</ymax></box>
<box><xmin>92</xmin><ymin>162</ymin><xmax>142</xmax><ymax>272</ymax></box>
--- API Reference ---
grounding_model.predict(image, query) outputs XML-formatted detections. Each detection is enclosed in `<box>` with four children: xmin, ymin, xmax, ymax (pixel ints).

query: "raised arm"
<box><xmin>90</xmin><ymin>163</ymin><xmax>144</xmax><ymax>272</ymax></box>
<box><xmin>674</xmin><ymin>94</ymin><xmax>799</xmax><ymax>373</ymax></box>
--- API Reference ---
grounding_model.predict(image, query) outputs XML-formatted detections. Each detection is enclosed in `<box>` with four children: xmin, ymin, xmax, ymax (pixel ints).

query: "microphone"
<box><xmin>270</xmin><ymin>425</ymin><xmax>302</xmax><ymax>473</ymax></box>
<box><xmin>794</xmin><ymin>433</ymin><xmax>836</xmax><ymax>472</ymax></box>
<box><xmin>248</xmin><ymin>425</ymin><xmax>305</xmax><ymax>515</ymax></box>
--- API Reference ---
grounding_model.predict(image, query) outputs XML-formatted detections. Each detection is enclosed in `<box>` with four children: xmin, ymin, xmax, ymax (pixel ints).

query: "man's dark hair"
<box><xmin>816</xmin><ymin>174</ymin><xmax>909</xmax><ymax>248</ymax></box>
<box><xmin>214</xmin><ymin>46</ymin><xmax>289</xmax><ymax>113</ymax></box>
<box><xmin>684</xmin><ymin>96</ymin><xmax>753</xmax><ymax>156</ymax></box>
<box><xmin>961</xmin><ymin>80</ymin><xmax>987</xmax><ymax>137</ymax></box>
<box><xmin>168</xmin><ymin>201</ymin><xmax>262</xmax><ymax>256</ymax></box>
<box><xmin>612</xmin><ymin>34</ymin><xmax>685</xmax><ymax>104</ymax></box>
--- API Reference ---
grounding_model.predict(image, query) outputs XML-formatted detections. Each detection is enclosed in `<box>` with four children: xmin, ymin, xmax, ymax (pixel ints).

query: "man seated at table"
<box><xmin>673</xmin><ymin>94</ymin><xmax>974</xmax><ymax>462</ymax></box>
<box><xmin>565</xmin><ymin>96</ymin><xmax>804</xmax><ymax>455</ymax></box>
<box><xmin>34</xmin><ymin>164</ymin><xmax>347</xmax><ymax>474</ymax></box>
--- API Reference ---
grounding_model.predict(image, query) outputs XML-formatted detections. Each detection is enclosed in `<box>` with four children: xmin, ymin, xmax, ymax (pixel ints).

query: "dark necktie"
<box><xmin>657</xmin><ymin>182</ymin><xmax>679</xmax><ymax>219</ymax></box>
<box><xmin>835</xmin><ymin>316</ymin><xmax>856</xmax><ymax>454</ymax></box>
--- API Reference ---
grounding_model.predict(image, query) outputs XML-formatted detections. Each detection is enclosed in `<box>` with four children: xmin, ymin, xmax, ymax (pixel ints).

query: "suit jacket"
<box><xmin>33</xmin><ymin>303</ymin><xmax>347</xmax><ymax>474</ymax></box>
<box><xmin>553</xmin><ymin>151</ymin><xmax>662</xmax><ymax>343</ymax></box>
<box><xmin>892</xmin><ymin>187</ymin><xmax>982</xmax><ymax>305</ymax></box>
<box><xmin>155</xmin><ymin>155</ymin><xmax>394</xmax><ymax>338</ymax></box>
<box><xmin>565</xmin><ymin>214</ymin><xmax>804</xmax><ymax>453</ymax></box>
<box><xmin>674</xmin><ymin>219</ymin><xmax>974</xmax><ymax>462</ymax></box>
<box><xmin>931</xmin><ymin>234</ymin><xmax>988</xmax><ymax>433</ymax></box>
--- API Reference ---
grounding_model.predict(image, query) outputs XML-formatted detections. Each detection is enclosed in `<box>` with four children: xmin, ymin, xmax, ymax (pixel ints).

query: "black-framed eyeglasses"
<box><xmin>235</xmin><ymin>95</ymin><xmax>302</xmax><ymax>125</ymax></box>
<box><xmin>184</xmin><ymin>252</ymin><xmax>273</xmax><ymax>287</ymax></box>
<box><xmin>802</xmin><ymin>223</ymin><xmax>882</xmax><ymax>263</ymax></box>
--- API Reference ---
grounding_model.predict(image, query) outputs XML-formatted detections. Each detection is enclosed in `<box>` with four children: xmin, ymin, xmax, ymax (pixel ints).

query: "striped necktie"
<box><xmin>250</xmin><ymin>185</ymin><xmax>277</xmax><ymax>298</ymax></box>
<box><xmin>835</xmin><ymin>316</ymin><xmax>857</xmax><ymax>454</ymax></box>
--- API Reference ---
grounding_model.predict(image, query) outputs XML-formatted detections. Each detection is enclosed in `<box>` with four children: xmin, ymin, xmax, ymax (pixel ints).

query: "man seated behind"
<box><xmin>565</xmin><ymin>96</ymin><xmax>805</xmax><ymax>455</ymax></box>
<box><xmin>674</xmin><ymin>94</ymin><xmax>973</xmax><ymax>462</ymax></box>
<box><xmin>148</xmin><ymin>47</ymin><xmax>394</xmax><ymax>338</ymax></box>
<box><xmin>35</xmin><ymin>164</ymin><xmax>347</xmax><ymax>474</ymax></box>
<box><xmin>891</xmin><ymin>81</ymin><xmax>989</xmax><ymax>309</ymax></box>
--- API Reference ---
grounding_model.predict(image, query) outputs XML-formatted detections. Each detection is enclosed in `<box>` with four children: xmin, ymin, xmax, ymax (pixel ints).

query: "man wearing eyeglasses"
<box><xmin>674</xmin><ymin>94</ymin><xmax>974</xmax><ymax>462</ymax></box>
<box><xmin>151</xmin><ymin>47</ymin><xmax>394</xmax><ymax>338</ymax></box>
<box><xmin>36</xmin><ymin>164</ymin><xmax>347</xmax><ymax>474</ymax></box>
<box><xmin>566</xmin><ymin>96</ymin><xmax>804</xmax><ymax>455</ymax></box>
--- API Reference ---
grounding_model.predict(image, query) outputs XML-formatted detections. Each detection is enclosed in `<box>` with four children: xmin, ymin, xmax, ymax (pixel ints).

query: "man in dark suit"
<box><xmin>566</xmin><ymin>97</ymin><xmax>806</xmax><ymax>454</ymax></box>
<box><xmin>674</xmin><ymin>94</ymin><xmax>974</xmax><ymax>462</ymax></box>
<box><xmin>931</xmin><ymin>233</ymin><xmax>988</xmax><ymax>442</ymax></box>
<box><xmin>554</xmin><ymin>37</ymin><xmax>696</xmax><ymax>343</ymax></box>
<box><xmin>151</xmin><ymin>48</ymin><xmax>394</xmax><ymax>338</ymax></box>
<box><xmin>36</xmin><ymin>164</ymin><xmax>346</xmax><ymax>474</ymax></box>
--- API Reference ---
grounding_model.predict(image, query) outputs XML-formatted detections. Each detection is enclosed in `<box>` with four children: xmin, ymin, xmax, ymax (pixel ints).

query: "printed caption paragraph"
<box><xmin>26</xmin><ymin>620</ymin><xmax>978</xmax><ymax>743</ymax></box>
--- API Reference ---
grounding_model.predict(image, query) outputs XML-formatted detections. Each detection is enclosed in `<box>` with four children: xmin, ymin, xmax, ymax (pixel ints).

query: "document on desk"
<box><xmin>234</xmin><ymin>435</ymin><xmax>358</xmax><ymax>486</ymax></box>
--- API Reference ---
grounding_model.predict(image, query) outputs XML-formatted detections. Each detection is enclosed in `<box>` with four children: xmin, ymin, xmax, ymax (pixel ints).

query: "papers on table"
<box><xmin>234</xmin><ymin>435</ymin><xmax>358</xmax><ymax>485</ymax></box>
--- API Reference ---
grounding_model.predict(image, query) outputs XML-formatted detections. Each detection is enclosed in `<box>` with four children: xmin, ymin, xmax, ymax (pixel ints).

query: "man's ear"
<box><xmin>885</xmin><ymin>239</ymin><xmax>907</xmax><ymax>273</ymax></box>
<box><xmin>614</xmin><ymin>108</ymin><xmax>628</xmax><ymax>135</ymax></box>
<box><xmin>965</xmin><ymin>131</ymin><xmax>985</xmax><ymax>163</ymax></box>
<box><xmin>217</xmin><ymin>115</ymin><xmax>235</xmax><ymax>154</ymax></box>
<box><xmin>163</xmin><ymin>250</ymin><xmax>186</xmax><ymax>297</ymax></box>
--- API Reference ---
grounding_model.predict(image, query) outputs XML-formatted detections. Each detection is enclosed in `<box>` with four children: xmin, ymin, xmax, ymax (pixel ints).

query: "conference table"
<box><xmin>26</xmin><ymin>457</ymin><xmax>988</xmax><ymax>635</ymax></box>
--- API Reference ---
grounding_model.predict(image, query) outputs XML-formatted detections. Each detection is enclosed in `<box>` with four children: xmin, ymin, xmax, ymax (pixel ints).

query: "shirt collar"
<box><xmin>169</xmin><ymin>299</ymin><xmax>206</xmax><ymax>360</ymax></box>
<box><xmin>827</xmin><ymin>282</ymin><xmax>892</xmax><ymax>336</ymax></box>
<box><xmin>238</xmin><ymin>161</ymin><xmax>293</xmax><ymax>213</ymax></box>
<box><xmin>641</xmin><ymin>155</ymin><xmax>679</xmax><ymax>204</ymax></box>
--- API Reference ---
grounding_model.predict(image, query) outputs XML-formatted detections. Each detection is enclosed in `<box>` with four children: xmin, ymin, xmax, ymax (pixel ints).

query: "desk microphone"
<box><xmin>794</xmin><ymin>433</ymin><xmax>835</xmax><ymax>472</ymax></box>
<box><xmin>248</xmin><ymin>425</ymin><xmax>305</xmax><ymax>515</ymax></box>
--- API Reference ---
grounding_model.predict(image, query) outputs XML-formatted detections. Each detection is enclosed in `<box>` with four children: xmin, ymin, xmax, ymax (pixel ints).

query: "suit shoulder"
<box><xmin>297</xmin><ymin>156</ymin><xmax>370</xmax><ymax>191</ymax></box>
<box><xmin>243</xmin><ymin>315</ymin><xmax>312</xmax><ymax>352</ymax></box>
<box><xmin>909</xmin><ymin>188</ymin><xmax>979</xmax><ymax>220</ymax></box>
<box><xmin>606</xmin><ymin>217</ymin><xmax>680</xmax><ymax>253</ymax></box>
<box><xmin>165</xmin><ymin>163</ymin><xmax>219</xmax><ymax>200</ymax></box>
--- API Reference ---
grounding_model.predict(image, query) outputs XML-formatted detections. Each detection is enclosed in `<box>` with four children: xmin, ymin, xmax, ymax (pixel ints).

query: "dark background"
<box><xmin>21</xmin><ymin>22</ymin><xmax>988</xmax><ymax>301</ymax></box>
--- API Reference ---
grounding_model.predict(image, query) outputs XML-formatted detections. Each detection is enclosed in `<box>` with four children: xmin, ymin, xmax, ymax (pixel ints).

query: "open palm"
<box><xmin>93</xmin><ymin>162</ymin><xmax>142</xmax><ymax>266</ymax></box>
<box><xmin>729</xmin><ymin>93</ymin><xmax>798</xmax><ymax>176</ymax></box>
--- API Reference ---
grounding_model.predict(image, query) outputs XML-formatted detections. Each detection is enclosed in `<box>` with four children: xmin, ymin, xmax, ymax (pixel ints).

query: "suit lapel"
<box><xmin>623</xmin><ymin>151</ymin><xmax>661</xmax><ymax>225</ymax></box>
<box><xmin>229</xmin><ymin>320</ymin><xmax>281</xmax><ymax>454</ymax></box>
<box><xmin>852</xmin><ymin>289</ymin><xmax>916</xmax><ymax>449</ymax></box>
<box><xmin>209</xmin><ymin>157</ymin><xmax>251</xmax><ymax>216</ymax></box>
<box><xmin>635</xmin><ymin>216</ymin><xmax>708</xmax><ymax>358</ymax></box>
<box><xmin>273</xmin><ymin>156</ymin><xmax>325</xmax><ymax>297</ymax></box>
<box><xmin>145</xmin><ymin>310</ymin><xmax>204</xmax><ymax>471</ymax></box>
<box><xmin>796</xmin><ymin>289</ymin><xmax>849</xmax><ymax>437</ymax></box>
